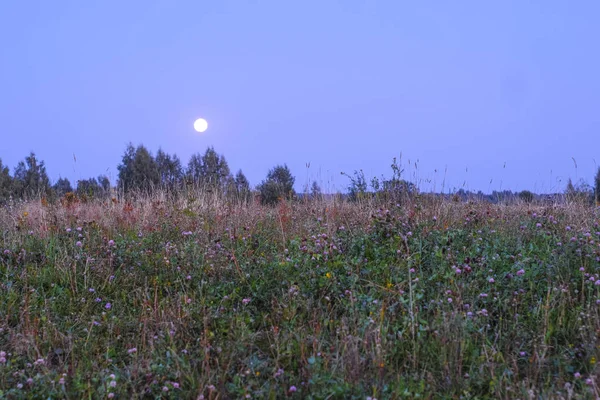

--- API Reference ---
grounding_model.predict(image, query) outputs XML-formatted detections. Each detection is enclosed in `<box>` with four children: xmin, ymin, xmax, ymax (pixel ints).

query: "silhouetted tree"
<box><xmin>0</xmin><ymin>158</ymin><xmax>12</xmax><ymax>203</ymax></box>
<box><xmin>342</xmin><ymin>170</ymin><xmax>368</xmax><ymax>202</ymax></box>
<box><xmin>311</xmin><ymin>181</ymin><xmax>322</xmax><ymax>200</ymax></box>
<box><xmin>595</xmin><ymin>167</ymin><xmax>600</xmax><ymax>205</ymax></box>
<box><xmin>186</xmin><ymin>147</ymin><xmax>231</xmax><ymax>191</ymax></box>
<box><xmin>117</xmin><ymin>143</ymin><xmax>160</xmax><ymax>193</ymax></box>
<box><xmin>12</xmin><ymin>152</ymin><xmax>51</xmax><ymax>198</ymax></box>
<box><xmin>565</xmin><ymin>178</ymin><xmax>576</xmax><ymax>199</ymax></box>
<box><xmin>566</xmin><ymin>178</ymin><xmax>594</xmax><ymax>204</ymax></box>
<box><xmin>519</xmin><ymin>190</ymin><xmax>534</xmax><ymax>203</ymax></box>
<box><xmin>98</xmin><ymin>175</ymin><xmax>111</xmax><ymax>193</ymax></box>
<box><xmin>156</xmin><ymin>148</ymin><xmax>183</xmax><ymax>189</ymax></box>
<box><xmin>53</xmin><ymin>177</ymin><xmax>73</xmax><ymax>197</ymax></box>
<box><xmin>72</xmin><ymin>175</ymin><xmax>110</xmax><ymax>199</ymax></box>
<box><xmin>257</xmin><ymin>164</ymin><xmax>295</xmax><ymax>205</ymax></box>
<box><xmin>234</xmin><ymin>170</ymin><xmax>251</xmax><ymax>201</ymax></box>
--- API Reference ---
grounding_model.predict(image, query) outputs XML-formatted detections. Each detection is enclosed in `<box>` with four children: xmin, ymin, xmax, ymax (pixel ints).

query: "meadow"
<box><xmin>0</xmin><ymin>192</ymin><xmax>599</xmax><ymax>399</ymax></box>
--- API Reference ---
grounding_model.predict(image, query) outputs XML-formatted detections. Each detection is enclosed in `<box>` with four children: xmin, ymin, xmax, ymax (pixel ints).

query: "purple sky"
<box><xmin>1</xmin><ymin>1</ymin><xmax>599</xmax><ymax>194</ymax></box>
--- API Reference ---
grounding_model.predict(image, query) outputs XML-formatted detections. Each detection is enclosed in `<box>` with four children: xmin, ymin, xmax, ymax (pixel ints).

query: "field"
<box><xmin>0</xmin><ymin>193</ymin><xmax>599</xmax><ymax>399</ymax></box>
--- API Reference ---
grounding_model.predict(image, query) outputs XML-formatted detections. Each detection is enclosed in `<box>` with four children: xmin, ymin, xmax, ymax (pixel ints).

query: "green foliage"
<box><xmin>156</xmin><ymin>148</ymin><xmax>183</xmax><ymax>189</ymax></box>
<box><xmin>234</xmin><ymin>169</ymin><xmax>251</xmax><ymax>201</ymax></box>
<box><xmin>310</xmin><ymin>181</ymin><xmax>322</xmax><ymax>199</ymax></box>
<box><xmin>343</xmin><ymin>159</ymin><xmax>417</xmax><ymax>203</ymax></box>
<box><xmin>12</xmin><ymin>152</ymin><xmax>51</xmax><ymax>199</ymax></box>
<box><xmin>53</xmin><ymin>177</ymin><xmax>73</xmax><ymax>197</ymax></box>
<box><xmin>565</xmin><ymin>178</ymin><xmax>594</xmax><ymax>204</ymax></box>
<box><xmin>342</xmin><ymin>169</ymin><xmax>368</xmax><ymax>202</ymax></box>
<box><xmin>518</xmin><ymin>190</ymin><xmax>534</xmax><ymax>203</ymax></box>
<box><xmin>117</xmin><ymin>143</ymin><xmax>160</xmax><ymax>193</ymax></box>
<box><xmin>0</xmin><ymin>158</ymin><xmax>12</xmax><ymax>203</ymax></box>
<box><xmin>595</xmin><ymin>167</ymin><xmax>600</xmax><ymax>204</ymax></box>
<box><xmin>76</xmin><ymin>176</ymin><xmax>110</xmax><ymax>199</ymax></box>
<box><xmin>186</xmin><ymin>147</ymin><xmax>231</xmax><ymax>191</ymax></box>
<box><xmin>257</xmin><ymin>164</ymin><xmax>295</xmax><ymax>205</ymax></box>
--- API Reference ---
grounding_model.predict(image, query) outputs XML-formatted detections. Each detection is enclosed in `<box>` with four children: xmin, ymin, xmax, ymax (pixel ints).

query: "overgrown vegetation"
<box><xmin>0</xmin><ymin>191</ymin><xmax>599</xmax><ymax>398</ymax></box>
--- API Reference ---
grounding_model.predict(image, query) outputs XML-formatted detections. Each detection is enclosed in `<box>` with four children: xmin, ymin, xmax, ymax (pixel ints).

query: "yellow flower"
<box><xmin>386</xmin><ymin>282</ymin><xmax>393</xmax><ymax>289</ymax></box>
<box><xmin>325</xmin><ymin>272</ymin><xmax>332</xmax><ymax>279</ymax></box>
<box><xmin>23</xmin><ymin>212</ymin><xmax>29</xmax><ymax>217</ymax></box>
<box><xmin>591</xmin><ymin>356</ymin><xmax>596</xmax><ymax>365</ymax></box>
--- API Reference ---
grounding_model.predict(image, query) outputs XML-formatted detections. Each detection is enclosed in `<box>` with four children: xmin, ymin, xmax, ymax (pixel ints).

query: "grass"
<box><xmin>0</xmin><ymin>193</ymin><xmax>599</xmax><ymax>399</ymax></box>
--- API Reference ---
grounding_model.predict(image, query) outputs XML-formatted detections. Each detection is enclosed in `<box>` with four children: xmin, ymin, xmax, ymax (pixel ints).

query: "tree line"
<box><xmin>0</xmin><ymin>144</ymin><xmax>296</xmax><ymax>205</ymax></box>
<box><xmin>1</xmin><ymin>145</ymin><xmax>600</xmax><ymax>206</ymax></box>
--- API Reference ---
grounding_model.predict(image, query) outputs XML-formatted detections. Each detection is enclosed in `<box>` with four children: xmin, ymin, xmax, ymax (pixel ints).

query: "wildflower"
<box><xmin>325</xmin><ymin>272</ymin><xmax>332</xmax><ymax>279</ymax></box>
<box><xmin>172</xmin><ymin>382</ymin><xmax>180</xmax><ymax>389</ymax></box>
<box><xmin>110</xmin><ymin>380</ymin><xmax>116</xmax><ymax>387</ymax></box>
<box><xmin>108</xmin><ymin>240</ymin><xmax>115</xmax><ymax>247</ymax></box>
<box><xmin>105</xmin><ymin>302</ymin><xmax>112</xmax><ymax>310</ymax></box>
<box><xmin>17</xmin><ymin>383</ymin><xmax>23</xmax><ymax>389</ymax></box>
<box><xmin>585</xmin><ymin>378</ymin><xmax>593</xmax><ymax>385</ymax></box>
<box><xmin>128</xmin><ymin>347</ymin><xmax>137</xmax><ymax>354</ymax></box>
<box><xmin>108</xmin><ymin>394</ymin><xmax>115</xmax><ymax>399</ymax></box>
<box><xmin>479</xmin><ymin>309</ymin><xmax>488</xmax><ymax>317</ymax></box>
<box><xmin>580</xmin><ymin>267</ymin><xmax>585</xmax><ymax>271</ymax></box>
<box><xmin>409</xmin><ymin>268</ymin><xmax>415</xmax><ymax>273</ymax></box>
<box><xmin>519</xmin><ymin>351</ymin><xmax>526</xmax><ymax>357</ymax></box>
<box><xmin>89</xmin><ymin>288</ymin><xmax>95</xmax><ymax>293</ymax></box>
<box><xmin>574</xmin><ymin>372</ymin><xmax>581</xmax><ymax>379</ymax></box>
<box><xmin>455</xmin><ymin>268</ymin><xmax>461</xmax><ymax>274</ymax></box>
<box><xmin>517</xmin><ymin>269</ymin><xmax>525</xmax><ymax>276</ymax></box>
<box><xmin>466</xmin><ymin>312</ymin><xmax>473</xmax><ymax>318</ymax></box>
<box><xmin>289</xmin><ymin>386</ymin><xmax>297</xmax><ymax>392</ymax></box>
<box><xmin>242</xmin><ymin>298</ymin><xmax>251</xmax><ymax>305</ymax></box>
<box><xmin>76</xmin><ymin>241</ymin><xmax>83</xmax><ymax>247</ymax></box>
<box><xmin>186</xmin><ymin>275</ymin><xmax>192</xmax><ymax>280</ymax></box>
<box><xmin>95</xmin><ymin>297</ymin><xmax>102</xmax><ymax>302</ymax></box>
<box><xmin>66</xmin><ymin>228</ymin><xmax>72</xmax><ymax>233</ymax></box>
<box><xmin>77</xmin><ymin>227</ymin><xmax>82</xmax><ymax>231</ymax></box>
<box><xmin>208</xmin><ymin>385</ymin><xmax>216</xmax><ymax>391</ymax></box>
<box><xmin>447</xmin><ymin>298</ymin><xmax>453</xmax><ymax>303</ymax></box>
<box><xmin>536</xmin><ymin>223</ymin><xmax>542</xmax><ymax>228</ymax></box>
<box><xmin>34</xmin><ymin>358</ymin><xmax>45</xmax><ymax>366</ymax></box>
<box><xmin>109</xmin><ymin>374</ymin><xmax>115</xmax><ymax>380</ymax></box>
<box><xmin>162</xmin><ymin>386</ymin><xmax>169</xmax><ymax>392</ymax></box>
<box><xmin>479</xmin><ymin>293</ymin><xmax>488</xmax><ymax>298</ymax></box>
<box><xmin>488</xmin><ymin>278</ymin><xmax>495</xmax><ymax>283</ymax></box>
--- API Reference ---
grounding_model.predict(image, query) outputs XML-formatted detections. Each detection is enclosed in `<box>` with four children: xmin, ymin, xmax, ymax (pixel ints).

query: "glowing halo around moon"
<box><xmin>193</xmin><ymin>118</ymin><xmax>208</xmax><ymax>133</ymax></box>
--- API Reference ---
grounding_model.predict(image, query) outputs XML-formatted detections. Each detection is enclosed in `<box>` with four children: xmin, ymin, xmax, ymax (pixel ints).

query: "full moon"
<box><xmin>194</xmin><ymin>118</ymin><xmax>208</xmax><ymax>133</ymax></box>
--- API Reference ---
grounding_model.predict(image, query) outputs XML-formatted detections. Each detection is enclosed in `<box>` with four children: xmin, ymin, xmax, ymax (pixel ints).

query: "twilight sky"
<box><xmin>1</xmin><ymin>1</ymin><xmax>599</xmax><ymax>194</ymax></box>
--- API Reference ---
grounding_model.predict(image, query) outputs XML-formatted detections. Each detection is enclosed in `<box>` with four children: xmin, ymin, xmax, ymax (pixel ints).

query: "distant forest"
<box><xmin>1</xmin><ymin>144</ymin><xmax>599</xmax><ymax>206</ymax></box>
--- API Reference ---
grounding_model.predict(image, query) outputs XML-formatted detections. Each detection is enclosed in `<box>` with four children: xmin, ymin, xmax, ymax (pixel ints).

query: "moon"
<box><xmin>194</xmin><ymin>118</ymin><xmax>208</xmax><ymax>133</ymax></box>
